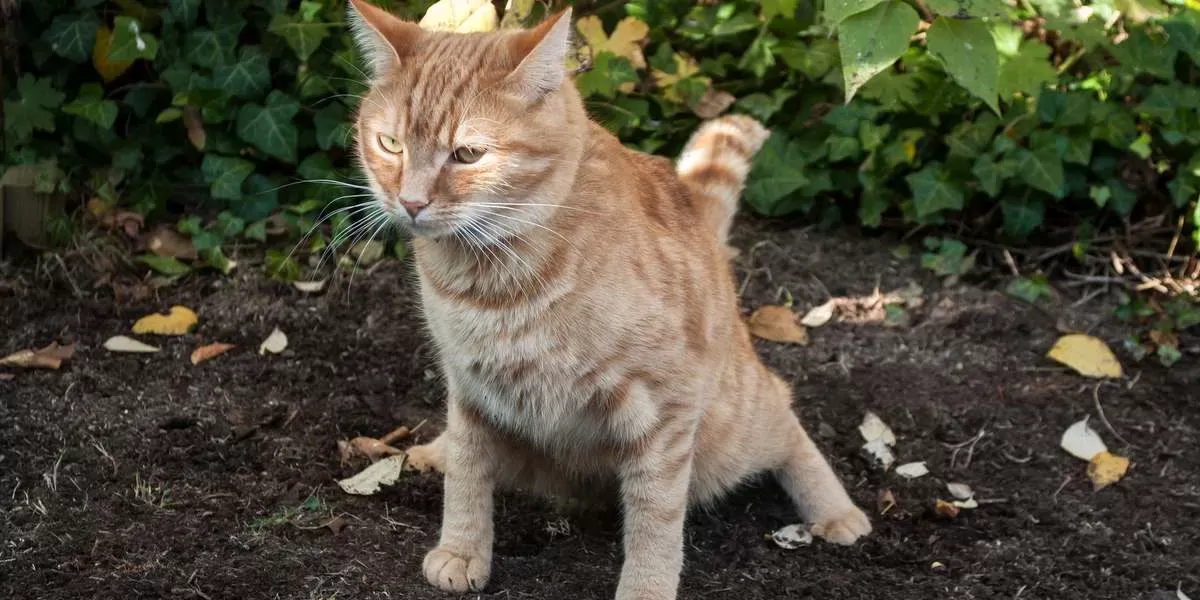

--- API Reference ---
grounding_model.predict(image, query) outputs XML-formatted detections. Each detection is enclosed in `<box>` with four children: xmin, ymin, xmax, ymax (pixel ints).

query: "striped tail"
<box><xmin>676</xmin><ymin>114</ymin><xmax>770</xmax><ymax>246</ymax></box>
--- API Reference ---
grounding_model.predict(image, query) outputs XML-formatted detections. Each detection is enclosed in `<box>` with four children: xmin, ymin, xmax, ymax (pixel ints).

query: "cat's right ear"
<box><xmin>347</xmin><ymin>0</ymin><xmax>422</xmax><ymax>78</ymax></box>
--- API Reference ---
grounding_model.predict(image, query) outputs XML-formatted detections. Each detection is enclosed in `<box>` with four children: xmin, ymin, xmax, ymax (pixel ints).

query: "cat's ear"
<box><xmin>505</xmin><ymin>8</ymin><xmax>573</xmax><ymax>103</ymax></box>
<box><xmin>347</xmin><ymin>0</ymin><xmax>423</xmax><ymax>77</ymax></box>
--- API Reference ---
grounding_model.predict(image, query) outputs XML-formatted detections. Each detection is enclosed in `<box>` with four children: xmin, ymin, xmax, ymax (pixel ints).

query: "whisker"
<box><xmin>346</xmin><ymin>213</ymin><xmax>392</xmax><ymax>299</ymax></box>
<box><xmin>283</xmin><ymin>196</ymin><xmax>378</xmax><ymax>266</ymax></box>
<box><xmin>472</xmin><ymin>207</ymin><xmax>580</xmax><ymax>253</ymax></box>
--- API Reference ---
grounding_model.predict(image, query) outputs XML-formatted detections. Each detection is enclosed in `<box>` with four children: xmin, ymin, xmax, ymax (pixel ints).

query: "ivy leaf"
<box><xmin>907</xmin><ymin>163</ymin><xmax>965</xmax><ymax>219</ymax></box>
<box><xmin>972</xmin><ymin>154</ymin><xmax>1016</xmax><ymax>197</ymax></box>
<box><xmin>1016</xmin><ymin>146</ymin><xmax>1065</xmax><ymax>198</ymax></box>
<box><xmin>138</xmin><ymin>255</ymin><xmax>193</xmax><ymax>276</ymax></box>
<box><xmin>44</xmin><ymin>13</ymin><xmax>100</xmax><ymax>62</ymax></box>
<box><xmin>201</xmin><ymin>155</ymin><xmax>255</xmax><ymax>200</ymax></box>
<box><xmin>859</xmin><ymin>69</ymin><xmax>920</xmax><ymax>111</ymax></box>
<box><xmin>926</xmin><ymin>0</ymin><xmax>1008</xmax><ymax>18</ymax></box>
<box><xmin>186</xmin><ymin>24</ymin><xmax>241</xmax><ymax>69</ymax></box>
<box><xmin>3</xmin><ymin>75</ymin><xmax>65</xmax><ymax>143</ymax></box>
<box><xmin>827</xmin><ymin>136</ymin><xmax>862</xmax><ymax>161</ymax></box>
<box><xmin>63</xmin><ymin>83</ymin><xmax>119</xmax><ymax>129</ymax></box>
<box><xmin>315</xmin><ymin>103</ymin><xmax>353</xmax><ymax>150</ymax></box>
<box><xmin>213</xmin><ymin>46</ymin><xmax>271</xmax><ymax>99</ymax></box>
<box><xmin>926</xmin><ymin>18</ymin><xmax>999</xmax><ymax>114</ymax></box>
<box><xmin>776</xmin><ymin>38</ymin><xmax>839</xmax><ymax>80</ymax></box>
<box><xmin>745</xmin><ymin>133</ymin><xmax>810</xmax><ymax>216</ymax></box>
<box><xmin>997</xmin><ymin>39</ymin><xmax>1057</xmax><ymax>99</ymax></box>
<box><xmin>762</xmin><ymin>0</ymin><xmax>799</xmax><ymax>21</ymax></box>
<box><xmin>107</xmin><ymin>17</ymin><xmax>159</xmax><ymax>62</ymax></box>
<box><xmin>1164</xmin><ymin>10</ymin><xmax>1200</xmax><ymax>65</ymax></box>
<box><xmin>1110</xmin><ymin>29</ymin><xmax>1178</xmax><ymax>80</ymax></box>
<box><xmin>269</xmin><ymin>13</ymin><xmax>331</xmax><ymax>61</ymax></box>
<box><xmin>168</xmin><ymin>0</ymin><xmax>202</xmax><ymax>27</ymax></box>
<box><xmin>824</xmin><ymin>0</ymin><xmax>887</xmax><ymax>27</ymax></box>
<box><xmin>838</xmin><ymin>1</ymin><xmax>921</xmax><ymax>102</ymax></box>
<box><xmin>576</xmin><ymin>53</ymin><xmax>638</xmax><ymax>100</ymax></box>
<box><xmin>236</xmin><ymin>91</ymin><xmax>300</xmax><ymax>163</ymax></box>
<box><xmin>1063</xmin><ymin>134</ymin><xmax>1093</xmax><ymax>166</ymax></box>
<box><xmin>1001</xmin><ymin>197</ymin><xmax>1044</xmax><ymax>237</ymax></box>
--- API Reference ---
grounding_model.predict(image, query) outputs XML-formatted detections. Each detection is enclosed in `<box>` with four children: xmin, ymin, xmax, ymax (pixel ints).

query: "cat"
<box><xmin>346</xmin><ymin>2</ymin><xmax>872</xmax><ymax>598</ymax></box>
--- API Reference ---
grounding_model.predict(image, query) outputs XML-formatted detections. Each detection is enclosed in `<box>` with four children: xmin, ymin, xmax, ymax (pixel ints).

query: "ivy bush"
<box><xmin>2</xmin><ymin>0</ymin><xmax>1199</xmax><ymax>274</ymax></box>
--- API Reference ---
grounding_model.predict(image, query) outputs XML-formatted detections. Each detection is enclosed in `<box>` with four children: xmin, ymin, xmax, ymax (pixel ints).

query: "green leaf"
<box><xmin>575</xmin><ymin>53</ymin><xmax>638</xmax><ymax>99</ymax></box>
<box><xmin>738</xmin><ymin>32</ymin><xmax>779</xmax><ymax>78</ymax></box>
<box><xmin>266</xmin><ymin>249</ymin><xmax>301</xmax><ymax>282</ymax></box>
<box><xmin>62</xmin><ymin>84</ymin><xmax>119</xmax><ymax>129</ymax></box>
<box><xmin>236</xmin><ymin>91</ymin><xmax>300</xmax><ymax>163</ymax></box>
<box><xmin>1063</xmin><ymin>134</ymin><xmax>1092</xmax><ymax>166</ymax></box>
<box><xmin>776</xmin><ymin>39</ymin><xmax>839</xmax><ymax>80</ymax></box>
<box><xmin>1128</xmin><ymin>133</ymin><xmax>1152</xmax><ymax>160</ymax></box>
<box><xmin>971</xmin><ymin>155</ymin><xmax>1016</xmax><ymax>197</ymax></box>
<box><xmin>858</xmin><ymin>69</ymin><xmax>920</xmax><ymax>111</ymax></box>
<box><xmin>215</xmin><ymin>211</ymin><xmax>246</xmax><ymax>238</ymax></box>
<box><xmin>1164</xmin><ymin>10</ymin><xmax>1200</xmax><ymax>65</ymax></box>
<box><xmin>838</xmin><ymin>1</ymin><xmax>921</xmax><ymax>102</ymax></box>
<box><xmin>201</xmin><ymin>154</ymin><xmax>255</xmax><ymax>200</ymax></box>
<box><xmin>907</xmin><ymin>163</ymin><xmax>965</xmax><ymax>219</ymax></box>
<box><xmin>3</xmin><ymin>75</ymin><xmax>65</xmax><ymax>143</ymax></box>
<box><xmin>925</xmin><ymin>18</ymin><xmax>999</xmax><ymax>114</ymax></box>
<box><xmin>735</xmin><ymin>90</ymin><xmax>795</xmax><ymax>122</ymax></box>
<box><xmin>827</xmin><ymin>136</ymin><xmax>862</xmax><ymax>161</ymax></box>
<box><xmin>997</xmin><ymin>40</ymin><xmax>1057</xmax><ymax>99</ymax></box>
<box><xmin>824</xmin><ymin>0</ymin><xmax>887</xmax><ymax>27</ymax></box>
<box><xmin>138</xmin><ymin>254</ymin><xmax>192</xmax><ymax>276</ymax></box>
<box><xmin>1016</xmin><ymin>146</ymin><xmax>1065</xmax><ymax>198</ymax></box>
<box><xmin>314</xmin><ymin>103</ymin><xmax>353</xmax><ymax>150</ymax></box>
<box><xmin>926</xmin><ymin>0</ymin><xmax>1008</xmax><ymax>18</ymax></box>
<box><xmin>920</xmin><ymin>238</ymin><xmax>974</xmax><ymax>276</ymax></box>
<box><xmin>269</xmin><ymin>13</ymin><xmax>331</xmax><ymax>61</ymax></box>
<box><xmin>213</xmin><ymin>46</ymin><xmax>271</xmax><ymax>99</ymax></box>
<box><xmin>244</xmin><ymin>220</ymin><xmax>268</xmax><ymax>242</ymax></box>
<box><xmin>1111</xmin><ymin>29</ymin><xmax>1178</xmax><ymax>80</ymax></box>
<box><xmin>762</xmin><ymin>0</ymin><xmax>799</xmax><ymax>21</ymax></box>
<box><xmin>1001</xmin><ymin>196</ymin><xmax>1044</xmax><ymax>237</ymax></box>
<box><xmin>186</xmin><ymin>24</ymin><xmax>242</xmax><ymax>69</ymax></box>
<box><xmin>240</xmin><ymin>175</ymin><xmax>282</xmax><ymax>221</ymax></box>
<box><xmin>744</xmin><ymin>132</ymin><xmax>810</xmax><ymax>216</ymax></box>
<box><xmin>168</xmin><ymin>0</ymin><xmax>202</xmax><ymax>27</ymax></box>
<box><xmin>1005</xmin><ymin>274</ymin><xmax>1053</xmax><ymax>303</ymax></box>
<box><xmin>108</xmin><ymin>17</ymin><xmax>159</xmax><ymax>61</ymax></box>
<box><xmin>200</xmin><ymin>247</ymin><xmax>237</xmax><ymax>275</ymax></box>
<box><xmin>44</xmin><ymin>13</ymin><xmax>100</xmax><ymax>62</ymax></box>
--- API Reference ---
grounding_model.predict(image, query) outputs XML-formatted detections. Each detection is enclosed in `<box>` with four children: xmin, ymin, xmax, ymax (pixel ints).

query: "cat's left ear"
<box><xmin>505</xmin><ymin>8</ymin><xmax>573</xmax><ymax>103</ymax></box>
<box><xmin>347</xmin><ymin>0</ymin><xmax>423</xmax><ymax>77</ymax></box>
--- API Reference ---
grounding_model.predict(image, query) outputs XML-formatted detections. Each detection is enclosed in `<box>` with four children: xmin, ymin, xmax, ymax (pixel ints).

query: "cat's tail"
<box><xmin>676</xmin><ymin>114</ymin><xmax>770</xmax><ymax>246</ymax></box>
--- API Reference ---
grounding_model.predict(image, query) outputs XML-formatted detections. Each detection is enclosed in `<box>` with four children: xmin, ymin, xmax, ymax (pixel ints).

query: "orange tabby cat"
<box><xmin>347</xmin><ymin>2</ymin><xmax>871</xmax><ymax>598</ymax></box>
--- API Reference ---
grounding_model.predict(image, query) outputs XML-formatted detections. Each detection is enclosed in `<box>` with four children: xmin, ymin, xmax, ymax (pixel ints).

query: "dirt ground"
<box><xmin>2</xmin><ymin>221</ymin><xmax>1198</xmax><ymax>600</ymax></box>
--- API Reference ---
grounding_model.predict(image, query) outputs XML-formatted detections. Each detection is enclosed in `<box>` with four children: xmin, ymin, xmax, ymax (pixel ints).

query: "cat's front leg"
<box><xmin>614</xmin><ymin>424</ymin><xmax>696</xmax><ymax>600</ymax></box>
<box><xmin>422</xmin><ymin>401</ymin><xmax>498</xmax><ymax>593</ymax></box>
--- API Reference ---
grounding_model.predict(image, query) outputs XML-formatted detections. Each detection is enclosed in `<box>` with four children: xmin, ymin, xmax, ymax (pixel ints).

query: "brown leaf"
<box><xmin>691</xmin><ymin>87</ymin><xmax>736</xmax><ymax>119</ymax></box>
<box><xmin>323</xmin><ymin>515</ymin><xmax>348</xmax><ymax>535</ymax></box>
<box><xmin>877</xmin><ymin>489</ymin><xmax>896</xmax><ymax>516</ymax></box>
<box><xmin>0</xmin><ymin>342</ymin><xmax>77</xmax><ymax>370</ymax></box>
<box><xmin>1087</xmin><ymin>451</ymin><xmax>1130</xmax><ymax>490</ymax></box>
<box><xmin>143</xmin><ymin>225</ymin><xmax>198</xmax><ymax>260</ymax></box>
<box><xmin>338</xmin><ymin>436</ymin><xmax>403</xmax><ymax>464</ymax></box>
<box><xmin>934</xmin><ymin>499</ymin><xmax>960</xmax><ymax>519</ymax></box>
<box><xmin>190</xmin><ymin>342</ymin><xmax>236</xmax><ymax>365</ymax></box>
<box><xmin>183</xmin><ymin>106</ymin><xmax>206</xmax><ymax>151</ymax></box>
<box><xmin>378</xmin><ymin>425</ymin><xmax>412</xmax><ymax>445</ymax></box>
<box><xmin>89</xmin><ymin>198</ymin><xmax>145</xmax><ymax>238</ymax></box>
<box><xmin>748</xmin><ymin>305</ymin><xmax>809</xmax><ymax>345</ymax></box>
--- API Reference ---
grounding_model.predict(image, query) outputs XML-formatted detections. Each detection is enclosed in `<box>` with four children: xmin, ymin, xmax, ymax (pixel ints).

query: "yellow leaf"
<box><xmin>575</xmin><ymin>15</ymin><xmax>649</xmax><ymax>68</ymax></box>
<box><xmin>132</xmin><ymin>305</ymin><xmax>198</xmax><ymax>336</ymax></box>
<box><xmin>651</xmin><ymin>52</ymin><xmax>708</xmax><ymax>103</ymax></box>
<box><xmin>419</xmin><ymin>0</ymin><xmax>498</xmax><ymax>32</ymax></box>
<box><xmin>1047</xmin><ymin>334</ymin><xmax>1123</xmax><ymax>378</ymax></box>
<box><xmin>93</xmin><ymin>26</ymin><xmax>133</xmax><ymax>82</ymax></box>
<box><xmin>1087</xmin><ymin>451</ymin><xmax>1130</xmax><ymax>490</ymax></box>
<box><xmin>190</xmin><ymin>342</ymin><xmax>236</xmax><ymax>365</ymax></box>
<box><xmin>0</xmin><ymin>342</ymin><xmax>76</xmax><ymax>370</ymax></box>
<box><xmin>934</xmin><ymin>499</ymin><xmax>960</xmax><ymax>519</ymax></box>
<box><xmin>500</xmin><ymin>0</ymin><xmax>535</xmax><ymax>28</ymax></box>
<box><xmin>748</xmin><ymin>305</ymin><xmax>809</xmax><ymax>345</ymax></box>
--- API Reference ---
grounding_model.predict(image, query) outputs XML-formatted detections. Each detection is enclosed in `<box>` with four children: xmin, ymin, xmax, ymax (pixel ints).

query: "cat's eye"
<box><xmin>377</xmin><ymin>134</ymin><xmax>403</xmax><ymax>154</ymax></box>
<box><xmin>452</xmin><ymin>146</ymin><xmax>486</xmax><ymax>164</ymax></box>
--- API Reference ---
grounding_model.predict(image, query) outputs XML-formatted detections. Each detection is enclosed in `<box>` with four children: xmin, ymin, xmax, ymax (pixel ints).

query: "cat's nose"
<box><xmin>398</xmin><ymin>197</ymin><xmax>429</xmax><ymax>218</ymax></box>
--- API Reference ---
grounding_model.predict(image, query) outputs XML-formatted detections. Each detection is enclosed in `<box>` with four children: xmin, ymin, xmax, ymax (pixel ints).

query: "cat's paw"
<box><xmin>405</xmin><ymin>442</ymin><xmax>444</xmax><ymax>474</ymax></box>
<box><xmin>811</xmin><ymin>506</ymin><xmax>871</xmax><ymax>545</ymax></box>
<box><xmin>423</xmin><ymin>546</ymin><xmax>490</xmax><ymax>593</ymax></box>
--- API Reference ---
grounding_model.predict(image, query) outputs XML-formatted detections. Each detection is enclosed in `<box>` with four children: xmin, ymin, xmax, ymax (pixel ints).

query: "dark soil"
<box><xmin>2</xmin><ymin>222</ymin><xmax>1198</xmax><ymax>600</ymax></box>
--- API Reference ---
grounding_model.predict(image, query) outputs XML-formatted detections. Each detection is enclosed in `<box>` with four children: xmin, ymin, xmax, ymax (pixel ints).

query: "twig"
<box><xmin>1052</xmin><ymin>476</ymin><xmax>1072</xmax><ymax>501</ymax></box>
<box><xmin>941</xmin><ymin>428</ymin><xmax>986</xmax><ymax>470</ymax></box>
<box><xmin>1092</xmin><ymin>383</ymin><xmax>1134</xmax><ymax>448</ymax></box>
<box><xmin>52</xmin><ymin>254</ymin><xmax>82</xmax><ymax>298</ymax></box>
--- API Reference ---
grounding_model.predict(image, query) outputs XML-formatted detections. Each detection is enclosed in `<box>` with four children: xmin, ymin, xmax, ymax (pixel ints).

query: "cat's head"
<box><xmin>348</xmin><ymin>0</ymin><xmax>581</xmax><ymax>242</ymax></box>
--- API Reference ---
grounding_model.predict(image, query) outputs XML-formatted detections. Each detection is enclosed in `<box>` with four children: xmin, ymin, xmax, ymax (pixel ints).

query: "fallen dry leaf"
<box><xmin>419</xmin><ymin>0</ymin><xmax>497</xmax><ymax>32</ymax></box>
<box><xmin>748</xmin><ymin>305</ymin><xmax>809</xmax><ymax>345</ymax></box>
<box><xmin>862</xmin><ymin>438</ymin><xmax>896</xmax><ymax>471</ymax></box>
<box><xmin>858</xmin><ymin>412</ymin><xmax>896</xmax><ymax>445</ymax></box>
<box><xmin>103</xmin><ymin>336</ymin><xmax>160</xmax><ymax>353</ymax></box>
<box><xmin>1047</xmin><ymin>334</ymin><xmax>1123</xmax><ymax>378</ymax></box>
<box><xmin>183</xmin><ymin>106</ymin><xmax>206</xmax><ymax>150</ymax></box>
<box><xmin>1087</xmin><ymin>451</ymin><xmax>1130</xmax><ymax>490</ymax></box>
<box><xmin>946</xmin><ymin>482</ymin><xmax>974</xmax><ymax>500</ymax></box>
<box><xmin>323</xmin><ymin>515</ymin><xmax>348</xmax><ymax>535</ymax></box>
<box><xmin>1060</xmin><ymin>417</ymin><xmax>1108</xmax><ymax>461</ymax></box>
<box><xmin>259</xmin><ymin>327</ymin><xmax>288</xmax><ymax>355</ymax></box>
<box><xmin>770</xmin><ymin>524</ymin><xmax>813</xmax><ymax>549</ymax></box>
<box><xmin>379</xmin><ymin>425</ymin><xmax>413</xmax><ymax>445</ymax></box>
<box><xmin>951</xmin><ymin>497</ymin><xmax>979</xmax><ymax>509</ymax></box>
<box><xmin>338</xmin><ymin>436</ymin><xmax>404</xmax><ymax>464</ymax></box>
<box><xmin>0</xmin><ymin>373</ymin><xmax>14</xmax><ymax>381</ymax></box>
<box><xmin>877</xmin><ymin>489</ymin><xmax>897</xmax><ymax>515</ymax></box>
<box><xmin>292</xmin><ymin>280</ymin><xmax>327</xmax><ymax>293</ymax></box>
<box><xmin>690</xmin><ymin>87</ymin><xmax>736</xmax><ymax>119</ymax></box>
<box><xmin>88</xmin><ymin>198</ymin><xmax>145</xmax><ymax>238</ymax></box>
<box><xmin>133</xmin><ymin>305</ymin><xmax>198</xmax><ymax>336</ymax></box>
<box><xmin>0</xmin><ymin>342</ymin><xmax>77</xmax><ymax>370</ymax></box>
<box><xmin>801</xmin><ymin>300</ymin><xmax>836</xmax><ymax>328</ymax></box>
<box><xmin>934</xmin><ymin>499</ymin><xmax>960</xmax><ymax>519</ymax></box>
<box><xmin>143</xmin><ymin>226</ymin><xmax>198</xmax><ymax>260</ymax></box>
<box><xmin>1179</xmin><ymin>585</ymin><xmax>1192</xmax><ymax>600</ymax></box>
<box><xmin>337</xmin><ymin>454</ymin><xmax>406</xmax><ymax>495</ymax></box>
<box><xmin>191</xmin><ymin>342</ymin><xmax>236</xmax><ymax>365</ymax></box>
<box><xmin>895</xmin><ymin>461</ymin><xmax>929</xmax><ymax>479</ymax></box>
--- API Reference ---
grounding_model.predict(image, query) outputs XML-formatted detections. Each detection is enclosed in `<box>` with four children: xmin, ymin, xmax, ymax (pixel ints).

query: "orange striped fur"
<box><xmin>348</xmin><ymin>2</ymin><xmax>870</xmax><ymax>598</ymax></box>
